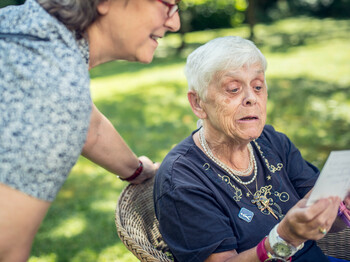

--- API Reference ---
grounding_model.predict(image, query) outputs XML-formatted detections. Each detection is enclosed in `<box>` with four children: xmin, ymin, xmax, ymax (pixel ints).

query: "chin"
<box><xmin>135</xmin><ymin>51</ymin><xmax>155</xmax><ymax>64</ymax></box>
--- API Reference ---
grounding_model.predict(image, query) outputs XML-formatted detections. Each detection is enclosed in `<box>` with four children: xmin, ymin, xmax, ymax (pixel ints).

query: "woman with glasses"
<box><xmin>0</xmin><ymin>0</ymin><xmax>180</xmax><ymax>260</ymax></box>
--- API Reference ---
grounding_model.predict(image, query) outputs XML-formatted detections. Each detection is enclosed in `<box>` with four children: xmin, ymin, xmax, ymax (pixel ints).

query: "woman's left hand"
<box><xmin>128</xmin><ymin>156</ymin><xmax>160</xmax><ymax>184</ymax></box>
<box><xmin>277</xmin><ymin>196</ymin><xmax>341</xmax><ymax>247</ymax></box>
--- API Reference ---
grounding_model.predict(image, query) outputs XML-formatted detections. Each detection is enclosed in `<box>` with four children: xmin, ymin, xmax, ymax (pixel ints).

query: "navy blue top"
<box><xmin>154</xmin><ymin>125</ymin><xmax>329</xmax><ymax>262</ymax></box>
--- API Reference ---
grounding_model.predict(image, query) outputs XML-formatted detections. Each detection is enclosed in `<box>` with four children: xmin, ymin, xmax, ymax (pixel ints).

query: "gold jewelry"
<box><xmin>318</xmin><ymin>227</ymin><xmax>327</xmax><ymax>234</ymax></box>
<box><xmin>254</xmin><ymin>140</ymin><xmax>283</xmax><ymax>173</ymax></box>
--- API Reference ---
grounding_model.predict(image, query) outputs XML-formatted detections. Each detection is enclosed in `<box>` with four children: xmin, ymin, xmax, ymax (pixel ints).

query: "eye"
<box><xmin>225</xmin><ymin>81</ymin><xmax>240</xmax><ymax>94</ymax></box>
<box><xmin>254</xmin><ymin>85</ymin><xmax>263</xmax><ymax>91</ymax></box>
<box><xmin>229</xmin><ymin>87</ymin><xmax>240</xmax><ymax>93</ymax></box>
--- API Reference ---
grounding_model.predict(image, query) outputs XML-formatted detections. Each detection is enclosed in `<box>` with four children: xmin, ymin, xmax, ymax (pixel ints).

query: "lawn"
<box><xmin>29</xmin><ymin>16</ymin><xmax>350</xmax><ymax>262</ymax></box>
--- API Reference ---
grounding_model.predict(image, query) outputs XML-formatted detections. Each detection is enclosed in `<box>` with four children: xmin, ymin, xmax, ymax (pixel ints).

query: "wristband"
<box><xmin>338</xmin><ymin>201</ymin><xmax>350</xmax><ymax>227</ymax></box>
<box><xmin>119</xmin><ymin>160</ymin><xmax>143</xmax><ymax>182</ymax></box>
<box><xmin>257</xmin><ymin>237</ymin><xmax>269</xmax><ymax>262</ymax></box>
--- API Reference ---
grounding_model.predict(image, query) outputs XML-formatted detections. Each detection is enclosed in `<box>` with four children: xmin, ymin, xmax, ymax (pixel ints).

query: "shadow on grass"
<box><xmin>267</xmin><ymin>77</ymin><xmax>350</xmax><ymax>167</ymax></box>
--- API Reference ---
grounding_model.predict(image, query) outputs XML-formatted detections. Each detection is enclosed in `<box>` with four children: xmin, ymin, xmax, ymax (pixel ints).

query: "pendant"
<box><xmin>251</xmin><ymin>186</ymin><xmax>279</xmax><ymax>220</ymax></box>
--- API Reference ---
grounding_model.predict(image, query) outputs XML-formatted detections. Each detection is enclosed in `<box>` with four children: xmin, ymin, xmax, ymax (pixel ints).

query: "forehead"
<box><xmin>218</xmin><ymin>64</ymin><xmax>265</xmax><ymax>79</ymax></box>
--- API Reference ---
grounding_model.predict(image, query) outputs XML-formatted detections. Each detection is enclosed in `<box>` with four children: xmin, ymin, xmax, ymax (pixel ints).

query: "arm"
<box><xmin>205</xmin><ymin>196</ymin><xmax>342</xmax><ymax>262</ymax></box>
<box><xmin>0</xmin><ymin>184</ymin><xmax>50</xmax><ymax>262</ymax></box>
<box><xmin>82</xmin><ymin>104</ymin><xmax>158</xmax><ymax>183</ymax></box>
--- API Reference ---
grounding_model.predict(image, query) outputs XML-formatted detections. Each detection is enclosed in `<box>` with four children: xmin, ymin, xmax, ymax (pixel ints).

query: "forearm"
<box><xmin>225</xmin><ymin>248</ymin><xmax>261</xmax><ymax>262</ymax></box>
<box><xmin>82</xmin><ymin>104</ymin><xmax>139</xmax><ymax>179</ymax></box>
<box><xmin>205</xmin><ymin>238</ymin><xmax>273</xmax><ymax>262</ymax></box>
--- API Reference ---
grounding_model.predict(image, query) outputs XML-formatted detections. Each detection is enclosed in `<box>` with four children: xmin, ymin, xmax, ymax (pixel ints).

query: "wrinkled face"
<box><xmin>99</xmin><ymin>0</ymin><xmax>180</xmax><ymax>63</ymax></box>
<box><xmin>201</xmin><ymin>63</ymin><xmax>268</xmax><ymax>144</ymax></box>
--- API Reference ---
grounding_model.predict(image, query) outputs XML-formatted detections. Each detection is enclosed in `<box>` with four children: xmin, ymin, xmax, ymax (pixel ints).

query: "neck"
<box><xmin>198</xmin><ymin>127</ymin><xmax>251</xmax><ymax>172</ymax></box>
<box><xmin>195</xmin><ymin>128</ymin><xmax>254</xmax><ymax>176</ymax></box>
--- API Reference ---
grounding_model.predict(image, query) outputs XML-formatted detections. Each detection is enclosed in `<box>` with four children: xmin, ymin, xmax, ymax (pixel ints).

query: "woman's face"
<box><xmin>94</xmin><ymin>0</ymin><xmax>180</xmax><ymax>64</ymax></box>
<box><xmin>201</xmin><ymin>63</ymin><xmax>268</xmax><ymax>144</ymax></box>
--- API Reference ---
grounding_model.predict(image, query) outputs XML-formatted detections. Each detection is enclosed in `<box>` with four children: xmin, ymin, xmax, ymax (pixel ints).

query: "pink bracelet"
<box><xmin>338</xmin><ymin>201</ymin><xmax>350</xmax><ymax>227</ymax></box>
<box><xmin>257</xmin><ymin>237</ymin><xmax>269</xmax><ymax>262</ymax></box>
<box><xmin>119</xmin><ymin>160</ymin><xmax>143</xmax><ymax>182</ymax></box>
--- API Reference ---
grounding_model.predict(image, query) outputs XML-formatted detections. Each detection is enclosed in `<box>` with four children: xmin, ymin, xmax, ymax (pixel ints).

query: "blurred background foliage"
<box><xmin>1</xmin><ymin>0</ymin><xmax>350</xmax><ymax>261</ymax></box>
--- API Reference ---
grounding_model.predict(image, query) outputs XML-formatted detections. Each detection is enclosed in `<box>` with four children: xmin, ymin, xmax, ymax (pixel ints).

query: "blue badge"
<box><xmin>238</xmin><ymin>207</ymin><xmax>254</xmax><ymax>223</ymax></box>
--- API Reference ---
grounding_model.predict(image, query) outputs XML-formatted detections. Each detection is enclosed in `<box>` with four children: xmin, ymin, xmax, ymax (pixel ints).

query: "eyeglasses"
<box><xmin>156</xmin><ymin>0</ymin><xmax>179</xmax><ymax>18</ymax></box>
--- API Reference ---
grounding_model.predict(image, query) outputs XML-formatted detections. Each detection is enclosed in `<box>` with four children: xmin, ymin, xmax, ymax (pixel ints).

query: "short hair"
<box><xmin>184</xmin><ymin>36</ymin><xmax>267</xmax><ymax>100</ymax></box>
<box><xmin>37</xmin><ymin>0</ymin><xmax>104</xmax><ymax>38</ymax></box>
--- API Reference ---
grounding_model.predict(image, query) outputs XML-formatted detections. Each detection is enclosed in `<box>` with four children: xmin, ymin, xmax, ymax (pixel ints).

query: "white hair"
<box><xmin>184</xmin><ymin>36</ymin><xmax>267</xmax><ymax>100</ymax></box>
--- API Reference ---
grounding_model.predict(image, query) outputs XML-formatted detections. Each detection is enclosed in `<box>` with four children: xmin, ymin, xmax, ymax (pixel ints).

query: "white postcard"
<box><xmin>306</xmin><ymin>150</ymin><xmax>350</xmax><ymax>206</ymax></box>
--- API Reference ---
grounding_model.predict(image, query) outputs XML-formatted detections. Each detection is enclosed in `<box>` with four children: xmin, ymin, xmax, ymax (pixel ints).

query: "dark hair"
<box><xmin>37</xmin><ymin>0</ymin><xmax>104</xmax><ymax>37</ymax></box>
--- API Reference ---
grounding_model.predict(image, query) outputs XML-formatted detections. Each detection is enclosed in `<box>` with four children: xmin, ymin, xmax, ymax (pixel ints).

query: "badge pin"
<box><xmin>238</xmin><ymin>207</ymin><xmax>254</xmax><ymax>223</ymax></box>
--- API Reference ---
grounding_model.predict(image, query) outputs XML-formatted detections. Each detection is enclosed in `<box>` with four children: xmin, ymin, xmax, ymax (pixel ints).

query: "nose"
<box><xmin>243</xmin><ymin>88</ymin><xmax>257</xmax><ymax>106</ymax></box>
<box><xmin>165</xmin><ymin>12</ymin><xmax>181</xmax><ymax>32</ymax></box>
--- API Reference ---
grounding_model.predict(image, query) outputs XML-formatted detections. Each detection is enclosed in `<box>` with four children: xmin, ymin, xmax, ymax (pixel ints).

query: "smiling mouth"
<box><xmin>151</xmin><ymin>35</ymin><xmax>161</xmax><ymax>41</ymax></box>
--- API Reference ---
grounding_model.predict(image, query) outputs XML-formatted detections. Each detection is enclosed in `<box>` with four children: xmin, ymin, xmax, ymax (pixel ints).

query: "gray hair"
<box><xmin>184</xmin><ymin>36</ymin><xmax>267</xmax><ymax>100</ymax></box>
<box><xmin>37</xmin><ymin>0</ymin><xmax>105</xmax><ymax>38</ymax></box>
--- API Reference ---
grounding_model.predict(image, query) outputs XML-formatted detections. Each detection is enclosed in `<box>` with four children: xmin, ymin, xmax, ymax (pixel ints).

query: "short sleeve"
<box><xmin>156</xmin><ymin>186</ymin><xmax>237</xmax><ymax>262</ymax></box>
<box><xmin>0</xmin><ymin>24</ymin><xmax>91</xmax><ymax>201</ymax></box>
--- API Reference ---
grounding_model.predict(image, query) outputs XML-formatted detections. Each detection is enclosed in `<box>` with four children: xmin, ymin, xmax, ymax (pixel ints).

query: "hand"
<box><xmin>277</xmin><ymin>196</ymin><xmax>341</xmax><ymax>247</ymax></box>
<box><xmin>128</xmin><ymin>156</ymin><xmax>160</xmax><ymax>184</ymax></box>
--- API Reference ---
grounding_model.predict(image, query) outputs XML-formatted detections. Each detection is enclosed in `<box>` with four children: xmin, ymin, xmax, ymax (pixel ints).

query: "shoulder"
<box><xmin>155</xmin><ymin>130</ymin><xmax>211</xmax><ymax>198</ymax></box>
<box><xmin>258</xmin><ymin>125</ymin><xmax>292</xmax><ymax>152</ymax></box>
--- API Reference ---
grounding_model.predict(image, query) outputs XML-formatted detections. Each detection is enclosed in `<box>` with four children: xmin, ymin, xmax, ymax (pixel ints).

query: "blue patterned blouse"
<box><xmin>0</xmin><ymin>0</ymin><xmax>92</xmax><ymax>201</ymax></box>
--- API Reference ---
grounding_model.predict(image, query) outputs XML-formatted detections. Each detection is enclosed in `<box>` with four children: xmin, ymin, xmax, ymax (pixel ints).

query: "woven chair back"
<box><xmin>317</xmin><ymin>227</ymin><xmax>350</xmax><ymax>260</ymax></box>
<box><xmin>115</xmin><ymin>177</ymin><xmax>173</xmax><ymax>262</ymax></box>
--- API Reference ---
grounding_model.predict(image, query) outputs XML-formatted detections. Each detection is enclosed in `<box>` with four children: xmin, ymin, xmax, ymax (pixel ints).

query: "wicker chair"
<box><xmin>115</xmin><ymin>177</ymin><xmax>173</xmax><ymax>262</ymax></box>
<box><xmin>317</xmin><ymin>227</ymin><xmax>350</xmax><ymax>260</ymax></box>
<box><xmin>116</xmin><ymin>177</ymin><xmax>350</xmax><ymax>261</ymax></box>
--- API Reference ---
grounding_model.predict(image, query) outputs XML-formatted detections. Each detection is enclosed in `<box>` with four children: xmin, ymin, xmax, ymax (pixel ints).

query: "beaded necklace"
<box><xmin>199</xmin><ymin>127</ymin><xmax>257</xmax><ymax>185</ymax></box>
<box><xmin>199</xmin><ymin>127</ymin><xmax>279</xmax><ymax>220</ymax></box>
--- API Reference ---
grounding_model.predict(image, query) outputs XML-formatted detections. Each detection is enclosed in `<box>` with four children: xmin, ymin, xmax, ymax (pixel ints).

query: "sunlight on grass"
<box><xmin>50</xmin><ymin>216</ymin><xmax>87</xmax><ymax>238</ymax></box>
<box><xmin>266</xmin><ymin>39</ymin><xmax>350</xmax><ymax>85</ymax></box>
<box><xmin>97</xmin><ymin>243</ymin><xmax>138</xmax><ymax>262</ymax></box>
<box><xmin>90</xmin><ymin>63</ymin><xmax>186</xmax><ymax>100</ymax></box>
<box><xmin>90</xmin><ymin>200</ymin><xmax>117</xmax><ymax>212</ymax></box>
<box><xmin>28</xmin><ymin>253</ymin><xmax>57</xmax><ymax>262</ymax></box>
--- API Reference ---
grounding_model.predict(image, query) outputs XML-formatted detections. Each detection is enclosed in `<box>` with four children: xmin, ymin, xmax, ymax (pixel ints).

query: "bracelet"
<box><xmin>257</xmin><ymin>236</ymin><xmax>269</xmax><ymax>262</ymax></box>
<box><xmin>338</xmin><ymin>201</ymin><xmax>350</xmax><ymax>227</ymax></box>
<box><xmin>119</xmin><ymin>160</ymin><xmax>143</xmax><ymax>182</ymax></box>
<box><xmin>257</xmin><ymin>236</ymin><xmax>292</xmax><ymax>262</ymax></box>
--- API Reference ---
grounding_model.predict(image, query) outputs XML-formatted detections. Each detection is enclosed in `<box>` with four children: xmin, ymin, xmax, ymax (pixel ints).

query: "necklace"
<box><xmin>199</xmin><ymin>127</ymin><xmax>257</xmax><ymax>185</ymax></box>
<box><xmin>199</xmin><ymin>127</ymin><xmax>279</xmax><ymax>220</ymax></box>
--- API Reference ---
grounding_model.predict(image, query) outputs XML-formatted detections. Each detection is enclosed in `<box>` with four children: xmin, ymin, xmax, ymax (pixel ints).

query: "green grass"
<box><xmin>29</xmin><ymin>17</ymin><xmax>350</xmax><ymax>261</ymax></box>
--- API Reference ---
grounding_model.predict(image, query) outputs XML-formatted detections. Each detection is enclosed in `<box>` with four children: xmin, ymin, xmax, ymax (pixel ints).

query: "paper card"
<box><xmin>306</xmin><ymin>150</ymin><xmax>350</xmax><ymax>206</ymax></box>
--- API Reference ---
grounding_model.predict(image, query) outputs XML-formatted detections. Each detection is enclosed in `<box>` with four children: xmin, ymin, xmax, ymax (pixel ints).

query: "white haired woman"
<box><xmin>0</xmin><ymin>0</ymin><xmax>180</xmax><ymax>260</ymax></box>
<box><xmin>154</xmin><ymin>36</ymin><xmax>350</xmax><ymax>262</ymax></box>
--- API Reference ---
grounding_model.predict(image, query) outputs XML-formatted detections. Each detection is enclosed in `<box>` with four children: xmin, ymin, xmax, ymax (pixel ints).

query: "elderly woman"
<box><xmin>154</xmin><ymin>36</ymin><xmax>350</xmax><ymax>262</ymax></box>
<box><xmin>0</xmin><ymin>0</ymin><xmax>180</xmax><ymax>260</ymax></box>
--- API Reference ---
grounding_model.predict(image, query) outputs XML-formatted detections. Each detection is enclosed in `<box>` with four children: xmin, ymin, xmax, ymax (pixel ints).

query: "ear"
<box><xmin>187</xmin><ymin>91</ymin><xmax>207</xmax><ymax>119</ymax></box>
<box><xmin>97</xmin><ymin>0</ymin><xmax>111</xmax><ymax>16</ymax></box>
